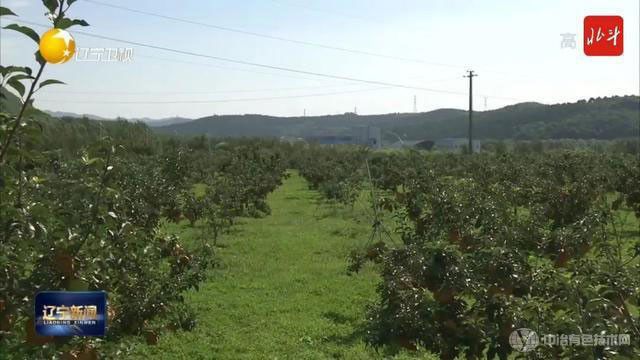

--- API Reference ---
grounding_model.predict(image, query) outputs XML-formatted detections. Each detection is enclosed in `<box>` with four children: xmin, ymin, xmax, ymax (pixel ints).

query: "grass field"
<box><xmin>126</xmin><ymin>172</ymin><xmax>435</xmax><ymax>359</ymax></box>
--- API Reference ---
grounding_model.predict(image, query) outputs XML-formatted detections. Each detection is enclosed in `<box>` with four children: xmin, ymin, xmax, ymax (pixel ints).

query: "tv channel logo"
<box><xmin>34</xmin><ymin>291</ymin><xmax>107</xmax><ymax>336</ymax></box>
<box><xmin>583</xmin><ymin>15</ymin><xmax>623</xmax><ymax>56</ymax></box>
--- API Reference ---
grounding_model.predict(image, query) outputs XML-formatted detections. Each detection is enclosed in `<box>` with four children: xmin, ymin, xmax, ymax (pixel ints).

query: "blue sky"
<box><xmin>1</xmin><ymin>0</ymin><xmax>638</xmax><ymax>119</ymax></box>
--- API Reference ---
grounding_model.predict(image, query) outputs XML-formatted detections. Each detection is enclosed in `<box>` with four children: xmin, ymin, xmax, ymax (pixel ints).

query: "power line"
<box><xmin>15</xmin><ymin>20</ymin><xmax>473</xmax><ymax>96</ymax></box>
<box><xmin>133</xmin><ymin>57</ymin><xmax>462</xmax><ymax>89</ymax></box>
<box><xmin>81</xmin><ymin>0</ymin><xmax>463</xmax><ymax>69</ymax></box>
<box><xmin>35</xmin><ymin>86</ymin><xmax>392</xmax><ymax>104</ymax></box>
<box><xmin>133</xmin><ymin>54</ymin><xmax>342</xmax><ymax>83</ymax></box>
<box><xmin>42</xmin><ymin>71</ymin><xmax>460</xmax><ymax>97</ymax></box>
<box><xmin>11</xmin><ymin>20</ymin><xmax>528</xmax><ymax>102</ymax></box>
<box><xmin>82</xmin><ymin>0</ymin><xmax>531</xmax><ymax>80</ymax></box>
<box><xmin>41</xmin><ymin>83</ymin><xmax>365</xmax><ymax>95</ymax></box>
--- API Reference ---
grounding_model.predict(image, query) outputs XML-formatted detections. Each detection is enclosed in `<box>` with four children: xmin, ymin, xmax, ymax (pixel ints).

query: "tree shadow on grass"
<box><xmin>323</xmin><ymin>326</ymin><xmax>368</xmax><ymax>347</ymax></box>
<box><xmin>321</xmin><ymin>312</ymin><xmax>415</xmax><ymax>358</ymax></box>
<box><xmin>322</xmin><ymin>325</ymin><xmax>408</xmax><ymax>358</ymax></box>
<box><xmin>321</xmin><ymin>311</ymin><xmax>370</xmax><ymax>347</ymax></box>
<box><xmin>225</xmin><ymin>226</ymin><xmax>245</xmax><ymax>236</ymax></box>
<box><xmin>313</xmin><ymin>202</ymin><xmax>344</xmax><ymax>220</ymax></box>
<box><xmin>322</xmin><ymin>311</ymin><xmax>354</xmax><ymax>325</ymax></box>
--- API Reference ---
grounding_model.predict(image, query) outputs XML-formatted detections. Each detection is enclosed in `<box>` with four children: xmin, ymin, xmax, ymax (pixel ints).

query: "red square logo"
<box><xmin>584</xmin><ymin>16</ymin><xmax>623</xmax><ymax>56</ymax></box>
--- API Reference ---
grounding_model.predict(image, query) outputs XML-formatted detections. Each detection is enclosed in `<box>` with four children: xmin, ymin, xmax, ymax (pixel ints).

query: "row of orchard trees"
<box><xmin>0</xmin><ymin>117</ymin><xmax>288</xmax><ymax>359</ymax></box>
<box><xmin>297</xmin><ymin>146</ymin><xmax>640</xmax><ymax>359</ymax></box>
<box><xmin>0</xmin><ymin>2</ymin><xmax>288</xmax><ymax>358</ymax></box>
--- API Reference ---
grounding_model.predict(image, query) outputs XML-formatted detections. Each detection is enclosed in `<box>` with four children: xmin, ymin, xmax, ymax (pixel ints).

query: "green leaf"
<box><xmin>0</xmin><ymin>66</ymin><xmax>28</xmax><ymax>77</ymax></box>
<box><xmin>4</xmin><ymin>24</ymin><xmax>40</xmax><ymax>44</ymax></box>
<box><xmin>0</xmin><ymin>6</ymin><xmax>17</xmax><ymax>17</ymax></box>
<box><xmin>56</xmin><ymin>18</ymin><xmax>89</xmax><ymax>30</ymax></box>
<box><xmin>38</xmin><ymin>79</ymin><xmax>65</xmax><ymax>90</ymax></box>
<box><xmin>35</xmin><ymin>50</ymin><xmax>46</xmax><ymax>66</ymax></box>
<box><xmin>67</xmin><ymin>0</ymin><xmax>79</xmax><ymax>6</ymax></box>
<box><xmin>7</xmin><ymin>74</ymin><xmax>34</xmax><ymax>82</ymax></box>
<box><xmin>7</xmin><ymin>78</ymin><xmax>25</xmax><ymax>98</ymax></box>
<box><xmin>42</xmin><ymin>0</ymin><xmax>59</xmax><ymax>14</ymax></box>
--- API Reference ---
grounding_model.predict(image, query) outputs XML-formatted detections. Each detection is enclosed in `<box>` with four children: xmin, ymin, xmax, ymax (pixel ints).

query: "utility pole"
<box><xmin>413</xmin><ymin>95</ymin><xmax>417</xmax><ymax>113</ymax></box>
<box><xmin>464</xmin><ymin>70</ymin><xmax>478</xmax><ymax>154</ymax></box>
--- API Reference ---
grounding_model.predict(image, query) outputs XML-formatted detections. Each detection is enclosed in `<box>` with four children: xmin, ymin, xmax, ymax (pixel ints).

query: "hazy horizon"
<box><xmin>40</xmin><ymin>94</ymin><xmax>639</xmax><ymax>122</ymax></box>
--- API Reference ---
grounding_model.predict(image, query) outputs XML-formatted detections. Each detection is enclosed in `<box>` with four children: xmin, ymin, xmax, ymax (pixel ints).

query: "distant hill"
<box><xmin>397</xmin><ymin>97</ymin><xmax>639</xmax><ymax>140</ymax></box>
<box><xmin>143</xmin><ymin>117</ymin><xmax>193</xmax><ymax>127</ymax></box>
<box><xmin>154</xmin><ymin>96</ymin><xmax>639</xmax><ymax>141</ymax></box>
<box><xmin>44</xmin><ymin>110</ymin><xmax>108</xmax><ymax>121</ymax></box>
<box><xmin>4</xmin><ymin>90</ymin><xmax>638</xmax><ymax>142</ymax></box>
<box><xmin>41</xmin><ymin>110</ymin><xmax>192</xmax><ymax>127</ymax></box>
<box><xmin>155</xmin><ymin>108</ymin><xmax>468</xmax><ymax>139</ymax></box>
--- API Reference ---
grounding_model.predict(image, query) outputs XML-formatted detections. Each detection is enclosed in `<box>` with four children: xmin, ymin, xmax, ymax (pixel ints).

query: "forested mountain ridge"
<box><xmin>1</xmin><ymin>88</ymin><xmax>155</xmax><ymax>156</ymax></box>
<box><xmin>2</xmin><ymin>88</ymin><xmax>638</xmax><ymax>141</ymax></box>
<box><xmin>155</xmin><ymin>95</ymin><xmax>639</xmax><ymax>140</ymax></box>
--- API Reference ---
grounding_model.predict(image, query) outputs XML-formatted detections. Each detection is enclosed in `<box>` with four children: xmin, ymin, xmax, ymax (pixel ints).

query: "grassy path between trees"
<box><xmin>128</xmin><ymin>172</ymin><xmax>431</xmax><ymax>359</ymax></box>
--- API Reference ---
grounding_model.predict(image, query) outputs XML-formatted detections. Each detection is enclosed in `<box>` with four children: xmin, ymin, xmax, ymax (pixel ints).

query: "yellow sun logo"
<box><xmin>39</xmin><ymin>28</ymin><xmax>76</xmax><ymax>64</ymax></box>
